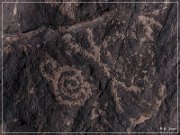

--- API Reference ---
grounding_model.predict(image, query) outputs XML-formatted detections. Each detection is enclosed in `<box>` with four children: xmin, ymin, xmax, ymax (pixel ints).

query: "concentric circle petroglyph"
<box><xmin>40</xmin><ymin>55</ymin><xmax>95</xmax><ymax>107</ymax></box>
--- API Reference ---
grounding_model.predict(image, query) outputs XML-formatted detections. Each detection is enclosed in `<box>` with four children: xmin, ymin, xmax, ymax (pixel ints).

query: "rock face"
<box><xmin>1</xmin><ymin>0</ymin><xmax>179</xmax><ymax>133</ymax></box>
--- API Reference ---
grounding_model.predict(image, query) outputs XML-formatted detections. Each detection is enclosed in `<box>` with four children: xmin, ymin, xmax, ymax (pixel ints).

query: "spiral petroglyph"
<box><xmin>40</xmin><ymin>55</ymin><xmax>95</xmax><ymax>107</ymax></box>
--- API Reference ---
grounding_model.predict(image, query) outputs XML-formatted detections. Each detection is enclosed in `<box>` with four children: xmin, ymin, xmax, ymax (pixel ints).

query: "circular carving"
<box><xmin>40</xmin><ymin>55</ymin><xmax>94</xmax><ymax>107</ymax></box>
<box><xmin>55</xmin><ymin>66</ymin><xmax>93</xmax><ymax>107</ymax></box>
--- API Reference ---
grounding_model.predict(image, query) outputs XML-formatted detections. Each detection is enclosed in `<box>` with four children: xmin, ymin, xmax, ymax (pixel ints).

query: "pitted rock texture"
<box><xmin>1</xmin><ymin>0</ymin><xmax>179</xmax><ymax>133</ymax></box>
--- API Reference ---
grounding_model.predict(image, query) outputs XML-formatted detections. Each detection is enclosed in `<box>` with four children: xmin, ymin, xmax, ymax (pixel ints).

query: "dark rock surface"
<box><xmin>1</xmin><ymin>0</ymin><xmax>179</xmax><ymax>133</ymax></box>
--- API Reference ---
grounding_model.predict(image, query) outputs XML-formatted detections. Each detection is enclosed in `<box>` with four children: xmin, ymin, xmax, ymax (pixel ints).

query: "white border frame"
<box><xmin>1</xmin><ymin>1</ymin><xmax>179</xmax><ymax>134</ymax></box>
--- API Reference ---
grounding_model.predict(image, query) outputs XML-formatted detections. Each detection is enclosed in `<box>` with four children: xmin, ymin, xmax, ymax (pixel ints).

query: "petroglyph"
<box><xmin>63</xmin><ymin>33</ymin><xmax>124</xmax><ymax>111</ymax></box>
<box><xmin>62</xmin><ymin>33</ymin><xmax>112</xmax><ymax>77</ymax></box>
<box><xmin>3</xmin><ymin>2</ymin><xmax>176</xmax><ymax>132</ymax></box>
<box><xmin>86</xmin><ymin>28</ymin><xmax>101</xmax><ymax>62</ymax></box>
<box><xmin>62</xmin><ymin>29</ymin><xmax>145</xmax><ymax>112</ymax></box>
<box><xmin>138</xmin><ymin>15</ymin><xmax>162</xmax><ymax>44</ymax></box>
<box><xmin>40</xmin><ymin>55</ymin><xmax>95</xmax><ymax>107</ymax></box>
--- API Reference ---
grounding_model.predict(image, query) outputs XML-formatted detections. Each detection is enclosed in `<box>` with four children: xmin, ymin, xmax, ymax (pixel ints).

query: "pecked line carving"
<box><xmin>39</xmin><ymin>55</ymin><xmax>96</xmax><ymax>107</ymax></box>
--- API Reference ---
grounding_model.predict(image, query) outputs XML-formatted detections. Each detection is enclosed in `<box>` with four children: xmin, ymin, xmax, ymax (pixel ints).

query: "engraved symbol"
<box><xmin>40</xmin><ymin>55</ymin><xmax>95</xmax><ymax>107</ymax></box>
